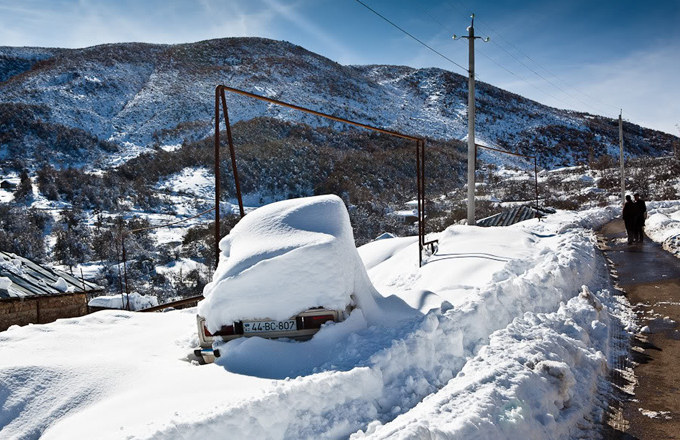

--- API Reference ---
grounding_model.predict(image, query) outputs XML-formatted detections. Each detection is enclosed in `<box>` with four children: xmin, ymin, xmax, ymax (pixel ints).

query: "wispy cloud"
<box><xmin>571</xmin><ymin>44</ymin><xmax>680</xmax><ymax>134</ymax></box>
<box><xmin>485</xmin><ymin>41</ymin><xmax>680</xmax><ymax>135</ymax></box>
<box><xmin>0</xmin><ymin>0</ymin><xmax>277</xmax><ymax>47</ymax></box>
<box><xmin>260</xmin><ymin>0</ymin><xmax>357</xmax><ymax>63</ymax></box>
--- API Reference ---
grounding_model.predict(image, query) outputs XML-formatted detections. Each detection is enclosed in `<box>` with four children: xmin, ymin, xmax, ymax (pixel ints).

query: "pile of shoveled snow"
<box><xmin>198</xmin><ymin>195</ymin><xmax>415</xmax><ymax>333</ymax></box>
<box><xmin>644</xmin><ymin>200</ymin><xmax>680</xmax><ymax>259</ymax></box>
<box><xmin>352</xmin><ymin>287</ymin><xmax>615</xmax><ymax>440</ymax></box>
<box><xmin>88</xmin><ymin>292</ymin><xmax>158</xmax><ymax>311</ymax></box>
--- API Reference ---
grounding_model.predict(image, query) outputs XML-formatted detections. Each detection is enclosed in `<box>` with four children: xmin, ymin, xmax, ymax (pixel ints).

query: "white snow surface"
<box><xmin>0</xmin><ymin>277</ymin><xmax>12</xmax><ymax>290</ymax></box>
<box><xmin>644</xmin><ymin>200</ymin><xmax>680</xmax><ymax>258</ymax></box>
<box><xmin>52</xmin><ymin>277</ymin><xmax>69</xmax><ymax>292</ymax></box>
<box><xmin>0</xmin><ymin>203</ymin><xmax>633</xmax><ymax>440</ymax></box>
<box><xmin>87</xmin><ymin>292</ymin><xmax>159</xmax><ymax>311</ymax></box>
<box><xmin>156</xmin><ymin>167</ymin><xmax>213</xmax><ymax>198</ymax></box>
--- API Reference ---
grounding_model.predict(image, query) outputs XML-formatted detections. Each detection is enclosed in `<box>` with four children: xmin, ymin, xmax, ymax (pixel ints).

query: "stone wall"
<box><xmin>0</xmin><ymin>298</ymin><xmax>37</xmax><ymax>331</ymax></box>
<box><xmin>0</xmin><ymin>293</ymin><xmax>88</xmax><ymax>331</ymax></box>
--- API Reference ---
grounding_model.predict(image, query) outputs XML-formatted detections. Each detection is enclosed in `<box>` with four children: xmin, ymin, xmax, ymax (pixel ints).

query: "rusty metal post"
<box><xmin>421</xmin><ymin>140</ymin><xmax>426</xmax><ymax>247</ymax></box>
<box><xmin>115</xmin><ymin>226</ymin><xmax>124</xmax><ymax>298</ymax></box>
<box><xmin>214</xmin><ymin>87</ymin><xmax>221</xmax><ymax>271</ymax></box>
<box><xmin>220</xmin><ymin>87</ymin><xmax>245</xmax><ymax>218</ymax></box>
<box><xmin>121</xmin><ymin>233</ymin><xmax>130</xmax><ymax>310</ymax></box>
<box><xmin>215</xmin><ymin>84</ymin><xmax>428</xmax><ymax>267</ymax></box>
<box><xmin>534</xmin><ymin>156</ymin><xmax>539</xmax><ymax>210</ymax></box>
<box><xmin>416</xmin><ymin>140</ymin><xmax>422</xmax><ymax>267</ymax></box>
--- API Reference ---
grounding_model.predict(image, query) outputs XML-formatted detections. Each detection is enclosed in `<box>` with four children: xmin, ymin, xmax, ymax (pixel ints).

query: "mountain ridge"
<box><xmin>0</xmin><ymin>36</ymin><xmax>677</xmax><ymax>173</ymax></box>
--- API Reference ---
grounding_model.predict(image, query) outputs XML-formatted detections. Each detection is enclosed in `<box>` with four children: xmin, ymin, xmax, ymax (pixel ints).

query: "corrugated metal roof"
<box><xmin>0</xmin><ymin>251</ymin><xmax>102</xmax><ymax>299</ymax></box>
<box><xmin>476</xmin><ymin>205</ymin><xmax>555</xmax><ymax>227</ymax></box>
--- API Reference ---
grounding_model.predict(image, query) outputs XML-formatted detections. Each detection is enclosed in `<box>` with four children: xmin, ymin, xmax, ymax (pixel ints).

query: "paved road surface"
<box><xmin>600</xmin><ymin>219</ymin><xmax>680</xmax><ymax>439</ymax></box>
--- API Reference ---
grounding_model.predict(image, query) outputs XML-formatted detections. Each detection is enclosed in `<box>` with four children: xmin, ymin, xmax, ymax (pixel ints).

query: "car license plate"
<box><xmin>242</xmin><ymin>319</ymin><xmax>297</xmax><ymax>333</ymax></box>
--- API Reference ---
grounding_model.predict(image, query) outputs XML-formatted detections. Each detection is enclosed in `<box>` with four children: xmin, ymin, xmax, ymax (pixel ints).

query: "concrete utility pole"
<box><xmin>453</xmin><ymin>15</ymin><xmax>489</xmax><ymax>225</ymax></box>
<box><xmin>619</xmin><ymin>110</ymin><xmax>625</xmax><ymax>204</ymax></box>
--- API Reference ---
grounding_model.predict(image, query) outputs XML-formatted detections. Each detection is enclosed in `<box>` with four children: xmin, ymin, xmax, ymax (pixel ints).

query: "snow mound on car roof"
<box><xmin>199</xmin><ymin>195</ymin><xmax>388</xmax><ymax>332</ymax></box>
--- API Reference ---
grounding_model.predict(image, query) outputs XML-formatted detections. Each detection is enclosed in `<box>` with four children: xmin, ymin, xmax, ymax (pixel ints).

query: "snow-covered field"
<box><xmin>0</xmin><ymin>199</ymin><xmax>634</xmax><ymax>440</ymax></box>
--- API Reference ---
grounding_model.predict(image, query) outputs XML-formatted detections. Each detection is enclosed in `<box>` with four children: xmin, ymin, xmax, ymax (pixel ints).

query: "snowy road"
<box><xmin>0</xmin><ymin>205</ymin><xmax>636</xmax><ymax>440</ymax></box>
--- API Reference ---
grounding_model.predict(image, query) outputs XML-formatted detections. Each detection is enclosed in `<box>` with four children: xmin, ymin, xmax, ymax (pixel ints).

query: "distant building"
<box><xmin>1</xmin><ymin>180</ymin><xmax>16</xmax><ymax>190</ymax></box>
<box><xmin>392</xmin><ymin>200</ymin><xmax>420</xmax><ymax>224</ymax></box>
<box><xmin>374</xmin><ymin>232</ymin><xmax>396</xmax><ymax>240</ymax></box>
<box><xmin>476</xmin><ymin>205</ymin><xmax>556</xmax><ymax>227</ymax></box>
<box><xmin>0</xmin><ymin>251</ymin><xmax>103</xmax><ymax>332</ymax></box>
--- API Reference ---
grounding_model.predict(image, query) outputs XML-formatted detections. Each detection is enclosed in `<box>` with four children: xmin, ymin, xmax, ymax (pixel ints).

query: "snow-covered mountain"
<box><xmin>1</xmin><ymin>37</ymin><xmax>677</xmax><ymax>170</ymax></box>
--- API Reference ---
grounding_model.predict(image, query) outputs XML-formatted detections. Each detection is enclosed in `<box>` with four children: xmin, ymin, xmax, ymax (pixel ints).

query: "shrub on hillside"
<box><xmin>0</xmin><ymin>205</ymin><xmax>49</xmax><ymax>261</ymax></box>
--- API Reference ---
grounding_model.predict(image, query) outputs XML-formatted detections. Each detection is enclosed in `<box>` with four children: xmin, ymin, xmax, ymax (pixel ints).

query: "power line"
<box><xmin>440</xmin><ymin>0</ymin><xmax>615</xmax><ymax>117</ymax></box>
<box><xmin>407</xmin><ymin>0</ymin><xmax>582</xmax><ymax>111</ymax></box>
<box><xmin>352</xmin><ymin>0</ymin><xmax>468</xmax><ymax>74</ymax></box>
<box><xmin>469</xmin><ymin>10</ymin><xmax>623</xmax><ymax>113</ymax></box>
<box><xmin>441</xmin><ymin>0</ymin><xmax>638</xmax><ymax>120</ymax></box>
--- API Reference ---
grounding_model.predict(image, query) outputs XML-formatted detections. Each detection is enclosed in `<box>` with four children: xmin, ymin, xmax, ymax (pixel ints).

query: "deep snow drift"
<box><xmin>644</xmin><ymin>200</ymin><xmax>680</xmax><ymax>259</ymax></box>
<box><xmin>0</xmin><ymin>203</ymin><xmax>633</xmax><ymax>440</ymax></box>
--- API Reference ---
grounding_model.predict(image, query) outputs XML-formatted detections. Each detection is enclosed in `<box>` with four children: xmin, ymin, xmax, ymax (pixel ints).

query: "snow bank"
<box><xmin>88</xmin><ymin>292</ymin><xmax>159</xmax><ymax>311</ymax></box>
<box><xmin>353</xmin><ymin>287</ymin><xmax>612</xmax><ymax>439</ymax></box>
<box><xmin>521</xmin><ymin>205</ymin><xmax>621</xmax><ymax>235</ymax></box>
<box><xmin>358</xmin><ymin>236</ymin><xmax>418</xmax><ymax>271</ymax></box>
<box><xmin>199</xmin><ymin>195</ymin><xmax>408</xmax><ymax>332</ymax></box>
<box><xmin>644</xmin><ymin>200</ymin><xmax>680</xmax><ymax>259</ymax></box>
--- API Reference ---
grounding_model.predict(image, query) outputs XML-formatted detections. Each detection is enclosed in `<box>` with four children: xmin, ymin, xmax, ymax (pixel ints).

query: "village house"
<box><xmin>392</xmin><ymin>199</ymin><xmax>419</xmax><ymax>224</ymax></box>
<box><xmin>0</xmin><ymin>250</ymin><xmax>103</xmax><ymax>332</ymax></box>
<box><xmin>1</xmin><ymin>180</ymin><xmax>17</xmax><ymax>190</ymax></box>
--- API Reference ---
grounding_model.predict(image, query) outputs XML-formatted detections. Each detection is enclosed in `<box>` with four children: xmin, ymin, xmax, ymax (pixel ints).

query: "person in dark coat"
<box><xmin>634</xmin><ymin>193</ymin><xmax>647</xmax><ymax>243</ymax></box>
<box><xmin>622</xmin><ymin>195</ymin><xmax>637</xmax><ymax>245</ymax></box>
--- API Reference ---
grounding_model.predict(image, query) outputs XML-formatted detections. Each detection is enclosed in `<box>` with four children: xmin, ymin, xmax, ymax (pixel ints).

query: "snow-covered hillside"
<box><xmin>0</xmin><ymin>201</ymin><xmax>634</xmax><ymax>439</ymax></box>
<box><xmin>1</xmin><ymin>38</ymin><xmax>676</xmax><ymax>170</ymax></box>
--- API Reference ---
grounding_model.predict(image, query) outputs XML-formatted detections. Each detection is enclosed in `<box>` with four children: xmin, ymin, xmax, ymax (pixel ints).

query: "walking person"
<box><xmin>622</xmin><ymin>195</ymin><xmax>638</xmax><ymax>245</ymax></box>
<box><xmin>634</xmin><ymin>193</ymin><xmax>647</xmax><ymax>243</ymax></box>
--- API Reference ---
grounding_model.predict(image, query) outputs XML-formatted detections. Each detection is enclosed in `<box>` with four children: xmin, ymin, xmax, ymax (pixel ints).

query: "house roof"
<box><xmin>476</xmin><ymin>205</ymin><xmax>556</xmax><ymax>227</ymax></box>
<box><xmin>0</xmin><ymin>251</ymin><xmax>103</xmax><ymax>299</ymax></box>
<box><xmin>393</xmin><ymin>209</ymin><xmax>418</xmax><ymax>218</ymax></box>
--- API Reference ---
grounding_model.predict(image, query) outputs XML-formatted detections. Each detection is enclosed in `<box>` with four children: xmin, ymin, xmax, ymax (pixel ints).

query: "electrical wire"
<box><xmin>469</xmin><ymin>9</ymin><xmax>624</xmax><ymax>113</ymax></box>
<box><xmin>352</xmin><ymin>0</ymin><xmax>469</xmax><ymax>74</ymax></box>
<box><xmin>407</xmin><ymin>0</ymin><xmax>581</xmax><ymax>111</ymax></box>
<box><xmin>440</xmin><ymin>0</ymin><xmax>633</xmax><ymax>119</ymax></box>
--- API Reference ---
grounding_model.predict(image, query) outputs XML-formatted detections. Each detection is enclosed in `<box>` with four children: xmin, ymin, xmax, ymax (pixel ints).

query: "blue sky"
<box><xmin>0</xmin><ymin>0</ymin><xmax>679</xmax><ymax>135</ymax></box>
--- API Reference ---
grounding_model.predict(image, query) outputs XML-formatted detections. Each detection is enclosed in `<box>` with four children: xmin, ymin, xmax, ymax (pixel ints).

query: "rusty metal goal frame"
<box><xmin>213</xmin><ymin>85</ymin><xmax>435</xmax><ymax>267</ymax></box>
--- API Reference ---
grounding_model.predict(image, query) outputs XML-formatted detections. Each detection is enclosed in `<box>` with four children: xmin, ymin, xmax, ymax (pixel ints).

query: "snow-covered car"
<box><xmin>195</xmin><ymin>195</ymin><xmax>381</xmax><ymax>364</ymax></box>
